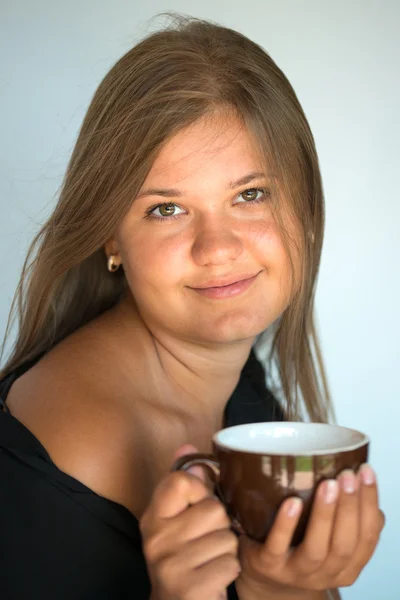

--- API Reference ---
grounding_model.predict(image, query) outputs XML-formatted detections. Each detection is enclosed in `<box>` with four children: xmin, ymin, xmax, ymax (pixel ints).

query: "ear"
<box><xmin>104</xmin><ymin>237</ymin><xmax>121</xmax><ymax>261</ymax></box>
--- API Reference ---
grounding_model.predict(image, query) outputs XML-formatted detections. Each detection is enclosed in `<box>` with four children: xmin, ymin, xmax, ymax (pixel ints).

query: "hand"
<box><xmin>236</xmin><ymin>464</ymin><xmax>385</xmax><ymax>598</ymax></box>
<box><xmin>140</xmin><ymin>444</ymin><xmax>240</xmax><ymax>600</ymax></box>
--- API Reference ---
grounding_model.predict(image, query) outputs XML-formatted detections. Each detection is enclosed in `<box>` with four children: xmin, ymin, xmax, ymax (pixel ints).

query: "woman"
<box><xmin>0</xmin><ymin>14</ymin><xmax>383</xmax><ymax>600</ymax></box>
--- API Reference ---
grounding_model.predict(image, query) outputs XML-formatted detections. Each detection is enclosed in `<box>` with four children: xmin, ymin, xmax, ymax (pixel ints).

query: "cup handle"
<box><xmin>171</xmin><ymin>453</ymin><xmax>220</xmax><ymax>483</ymax></box>
<box><xmin>171</xmin><ymin>452</ymin><xmax>245</xmax><ymax>536</ymax></box>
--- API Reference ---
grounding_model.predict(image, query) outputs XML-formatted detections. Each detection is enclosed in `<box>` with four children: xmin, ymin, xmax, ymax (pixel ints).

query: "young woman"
<box><xmin>0</xmin><ymin>15</ymin><xmax>383</xmax><ymax>600</ymax></box>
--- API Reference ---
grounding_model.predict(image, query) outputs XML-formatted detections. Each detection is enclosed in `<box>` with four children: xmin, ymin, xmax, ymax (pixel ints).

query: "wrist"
<box><xmin>235</xmin><ymin>575</ymin><xmax>331</xmax><ymax>600</ymax></box>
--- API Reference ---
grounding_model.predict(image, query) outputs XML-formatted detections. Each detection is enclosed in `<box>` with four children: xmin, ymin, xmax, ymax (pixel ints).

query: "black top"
<box><xmin>0</xmin><ymin>360</ymin><xmax>283</xmax><ymax>599</ymax></box>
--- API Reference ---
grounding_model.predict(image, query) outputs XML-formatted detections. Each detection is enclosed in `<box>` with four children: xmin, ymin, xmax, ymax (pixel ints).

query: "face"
<box><xmin>110</xmin><ymin>114</ymin><xmax>296</xmax><ymax>344</ymax></box>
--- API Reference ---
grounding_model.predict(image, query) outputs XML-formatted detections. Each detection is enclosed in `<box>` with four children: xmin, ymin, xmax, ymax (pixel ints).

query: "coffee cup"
<box><xmin>172</xmin><ymin>421</ymin><xmax>369</xmax><ymax>546</ymax></box>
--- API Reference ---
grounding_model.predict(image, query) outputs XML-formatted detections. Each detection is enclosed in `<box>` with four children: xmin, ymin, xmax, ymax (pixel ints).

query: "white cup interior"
<box><xmin>214</xmin><ymin>422</ymin><xmax>368</xmax><ymax>455</ymax></box>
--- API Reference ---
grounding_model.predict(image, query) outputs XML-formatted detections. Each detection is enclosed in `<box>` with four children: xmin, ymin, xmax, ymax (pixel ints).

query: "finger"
<box><xmin>172</xmin><ymin>444</ymin><xmax>215</xmax><ymax>487</ymax></box>
<box><xmin>354</xmin><ymin>465</ymin><xmax>384</xmax><ymax>566</ymax></box>
<box><xmin>157</xmin><ymin>552</ymin><xmax>239</xmax><ymax>600</ymax></box>
<box><xmin>292</xmin><ymin>479</ymin><xmax>339</xmax><ymax>571</ymax></box>
<box><xmin>144</xmin><ymin>494</ymin><xmax>232</xmax><ymax>553</ymax></box>
<box><xmin>327</xmin><ymin>470</ymin><xmax>360</xmax><ymax>571</ymax></box>
<box><xmin>173</xmin><ymin>495</ymin><xmax>232</xmax><ymax>541</ymax></box>
<box><xmin>173</xmin><ymin>444</ymin><xmax>208</xmax><ymax>481</ymax></box>
<box><xmin>173</xmin><ymin>445</ymin><xmax>200</xmax><ymax>461</ymax></box>
<box><xmin>179</xmin><ymin>528</ymin><xmax>239</xmax><ymax>570</ymax></box>
<box><xmin>191</xmin><ymin>553</ymin><xmax>241</xmax><ymax>593</ymax></box>
<box><xmin>260</xmin><ymin>497</ymin><xmax>303</xmax><ymax>564</ymax></box>
<box><xmin>379</xmin><ymin>509</ymin><xmax>386</xmax><ymax>531</ymax></box>
<box><xmin>150</xmin><ymin>471</ymin><xmax>211</xmax><ymax>520</ymax></box>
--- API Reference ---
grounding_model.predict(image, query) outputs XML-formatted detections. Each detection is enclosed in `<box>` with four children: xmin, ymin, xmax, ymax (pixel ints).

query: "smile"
<box><xmin>190</xmin><ymin>271</ymin><xmax>261</xmax><ymax>300</ymax></box>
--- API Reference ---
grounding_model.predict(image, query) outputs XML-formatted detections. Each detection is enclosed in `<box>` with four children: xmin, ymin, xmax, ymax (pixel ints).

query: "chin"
<box><xmin>188</xmin><ymin>310</ymin><xmax>273</xmax><ymax>344</ymax></box>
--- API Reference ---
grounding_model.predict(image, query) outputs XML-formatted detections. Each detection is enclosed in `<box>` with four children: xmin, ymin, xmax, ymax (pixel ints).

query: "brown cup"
<box><xmin>172</xmin><ymin>421</ymin><xmax>369</xmax><ymax>546</ymax></box>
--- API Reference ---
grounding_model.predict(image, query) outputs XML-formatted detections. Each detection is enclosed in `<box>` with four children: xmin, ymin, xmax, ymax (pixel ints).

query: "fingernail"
<box><xmin>323</xmin><ymin>479</ymin><xmax>339</xmax><ymax>504</ymax></box>
<box><xmin>287</xmin><ymin>497</ymin><xmax>302</xmax><ymax>518</ymax></box>
<box><xmin>187</xmin><ymin>465</ymin><xmax>204</xmax><ymax>479</ymax></box>
<box><xmin>339</xmin><ymin>470</ymin><xmax>356</xmax><ymax>494</ymax></box>
<box><xmin>359</xmin><ymin>464</ymin><xmax>376</xmax><ymax>486</ymax></box>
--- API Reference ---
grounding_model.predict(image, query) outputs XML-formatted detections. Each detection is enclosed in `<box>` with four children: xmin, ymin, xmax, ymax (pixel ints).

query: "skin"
<box><xmin>7</xmin><ymin>113</ymin><xmax>384</xmax><ymax>600</ymax></box>
<box><xmin>110</xmin><ymin>113</ymin><xmax>293</xmax><ymax>348</ymax></box>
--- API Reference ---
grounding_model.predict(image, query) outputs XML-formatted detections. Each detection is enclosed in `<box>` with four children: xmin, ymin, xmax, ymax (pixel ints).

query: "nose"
<box><xmin>191</xmin><ymin>216</ymin><xmax>243</xmax><ymax>267</ymax></box>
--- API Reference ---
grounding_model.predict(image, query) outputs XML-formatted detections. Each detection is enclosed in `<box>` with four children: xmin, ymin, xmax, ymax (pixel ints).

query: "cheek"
<box><xmin>117</xmin><ymin>228</ymin><xmax>188</xmax><ymax>287</ymax></box>
<box><xmin>249</xmin><ymin>219</ymin><xmax>288</xmax><ymax>267</ymax></box>
<box><xmin>251</xmin><ymin>220</ymin><xmax>298</xmax><ymax>302</ymax></box>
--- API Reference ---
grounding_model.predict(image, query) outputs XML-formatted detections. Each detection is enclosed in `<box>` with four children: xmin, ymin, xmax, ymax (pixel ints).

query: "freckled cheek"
<box><xmin>118</xmin><ymin>232</ymin><xmax>188</xmax><ymax>286</ymax></box>
<box><xmin>256</xmin><ymin>220</ymin><xmax>301</xmax><ymax>300</ymax></box>
<box><xmin>247</xmin><ymin>220</ymin><xmax>287</xmax><ymax>264</ymax></box>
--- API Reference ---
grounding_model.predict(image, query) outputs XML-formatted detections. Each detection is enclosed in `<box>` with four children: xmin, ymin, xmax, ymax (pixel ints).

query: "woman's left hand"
<box><xmin>235</xmin><ymin>464</ymin><xmax>385</xmax><ymax>597</ymax></box>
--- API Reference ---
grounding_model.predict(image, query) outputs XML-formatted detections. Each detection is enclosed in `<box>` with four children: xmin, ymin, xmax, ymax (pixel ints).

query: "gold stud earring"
<box><xmin>107</xmin><ymin>255</ymin><xmax>121</xmax><ymax>273</ymax></box>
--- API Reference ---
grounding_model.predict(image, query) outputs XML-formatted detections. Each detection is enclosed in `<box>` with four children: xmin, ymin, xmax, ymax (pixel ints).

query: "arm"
<box><xmin>235</xmin><ymin>579</ymin><xmax>340</xmax><ymax>600</ymax></box>
<box><xmin>0</xmin><ymin>423</ymin><xmax>152</xmax><ymax>598</ymax></box>
<box><xmin>0</xmin><ymin>380</ymin><xmax>152</xmax><ymax>599</ymax></box>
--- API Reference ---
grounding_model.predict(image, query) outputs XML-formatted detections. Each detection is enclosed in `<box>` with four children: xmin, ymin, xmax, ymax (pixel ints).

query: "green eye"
<box><xmin>145</xmin><ymin>202</ymin><xmax>186</xmax><ymax>220</ymax></box>
<box><xmin>241</xmin><ymin>189</ymin><xmax>260</xmax><ymax>201</ymax></box>
<box><xmin>237</xmin><ymin>188</ymin><xmax>268</xmax><ymax>204</ymax></box>
<box><xmin>159</xmin><ymin>204</ymin><xmax>176</xmax><ymax>216</ymax></box>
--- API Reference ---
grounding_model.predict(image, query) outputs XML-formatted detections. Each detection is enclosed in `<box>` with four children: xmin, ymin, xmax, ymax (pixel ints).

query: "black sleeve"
<box><xmin>0</xmin><ymin>358</ymin><xmax>275</xmax><ymax>600</ymax></box>
<box><xmin>0</xmin><ymin>438</ymin><xmax>151</xmax><ymax>599</ymax></box>
<box><xmin>0</xmin><ymin>415</ymin><xmax>241</xmax><ymax>600</ymax></box>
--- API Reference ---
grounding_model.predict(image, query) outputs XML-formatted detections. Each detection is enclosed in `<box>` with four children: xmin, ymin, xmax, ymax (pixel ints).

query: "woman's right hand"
<box><xmin>139</xmin><ymin>444</ymin><xmax>240</xmax><ymax>600</ymax></box>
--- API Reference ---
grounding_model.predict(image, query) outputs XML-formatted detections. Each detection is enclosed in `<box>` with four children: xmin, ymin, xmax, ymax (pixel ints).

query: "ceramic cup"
<box><xmin>172</xmin><ymin>421</ymin><xmax>369</xmax><ymax>546</ymax></box>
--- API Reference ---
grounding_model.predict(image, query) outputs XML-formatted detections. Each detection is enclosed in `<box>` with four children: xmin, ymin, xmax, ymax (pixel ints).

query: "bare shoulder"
<box><xmin>6</xmin><ymin>321</ymin><xmax>151</xmax><ymax>517</ymax></box>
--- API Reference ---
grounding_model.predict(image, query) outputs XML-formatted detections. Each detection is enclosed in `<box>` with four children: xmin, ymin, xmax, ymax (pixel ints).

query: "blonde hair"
<box><xmin>1</xmin><ymin>14</ymin><xmax>333</xmax><ymax>422</ymax></box>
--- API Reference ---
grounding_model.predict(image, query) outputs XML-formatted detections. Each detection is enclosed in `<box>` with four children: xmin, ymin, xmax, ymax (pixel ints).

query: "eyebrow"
<box><xmin>136</xmin><ymin>171</ymin><xmax>267</xmax><ymax>200</ymax></box>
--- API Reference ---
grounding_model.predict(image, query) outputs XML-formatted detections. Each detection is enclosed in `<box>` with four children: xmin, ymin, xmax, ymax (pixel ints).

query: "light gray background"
<box><xmin>1</xmin><ymin>1</ymin><xmax>398</xmax><ymax>597</ymax></box>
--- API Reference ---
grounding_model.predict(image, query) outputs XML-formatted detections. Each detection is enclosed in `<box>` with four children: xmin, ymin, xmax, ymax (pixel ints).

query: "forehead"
<box><xmin>144</xmin><ymin>114</ymin><xmax>264</xmax><ymax>186</ymax></box>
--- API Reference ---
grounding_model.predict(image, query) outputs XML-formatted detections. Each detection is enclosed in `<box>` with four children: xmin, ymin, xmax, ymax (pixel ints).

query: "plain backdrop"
<box><xmin>1</xmin><ymin>1</ymin><xmax>398</xmax><ymax>597</ymax></box>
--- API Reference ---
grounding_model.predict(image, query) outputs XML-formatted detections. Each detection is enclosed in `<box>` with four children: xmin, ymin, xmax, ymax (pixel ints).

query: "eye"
<box><xmin>235</xmin><ymin>188</ymin><xmax>268</xmax><ymax>204</ymax></box>
<box><xmin>146</xmin><ymin>203</ymin><xmax>186</xmax><ymax>219</ymax></box>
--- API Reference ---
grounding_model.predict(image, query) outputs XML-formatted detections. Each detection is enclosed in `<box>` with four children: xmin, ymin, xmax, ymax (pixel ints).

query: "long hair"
<box><xmin>0</xmin><ymin>14</ymin><xmax>333</xmax><ymax>422</ymax></box>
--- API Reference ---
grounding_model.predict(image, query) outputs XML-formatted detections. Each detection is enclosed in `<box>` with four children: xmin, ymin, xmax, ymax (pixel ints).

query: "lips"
<box><xmin>193</xmin><ymin>272</ymin><xmax>261</xmax><ymax>290</ymax></box>
<box><xmin>189</xmin><ymin>271</ymin><xmax>262</xmax><ymax>300</ymax></box>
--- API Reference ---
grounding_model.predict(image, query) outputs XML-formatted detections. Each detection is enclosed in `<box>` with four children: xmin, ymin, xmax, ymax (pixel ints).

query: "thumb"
<box><xmin>173</xmin><ymin>444</ymin><xmax>209</xmax><ymax>483</ymax></box>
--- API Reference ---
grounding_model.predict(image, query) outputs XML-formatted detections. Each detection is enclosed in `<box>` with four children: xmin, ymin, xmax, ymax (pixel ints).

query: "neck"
<box><xmin>109</xmin><ymin>295</ymin><xmax>255</xmax><ymax>419</ymax></box>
